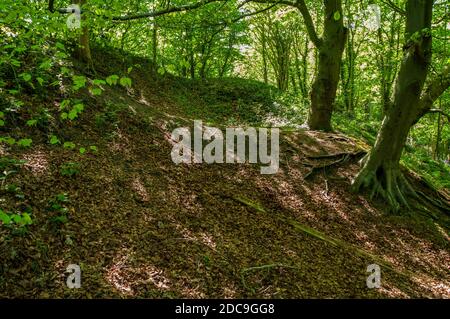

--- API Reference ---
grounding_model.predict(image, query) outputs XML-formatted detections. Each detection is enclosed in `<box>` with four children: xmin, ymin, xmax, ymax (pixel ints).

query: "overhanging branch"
<box><xmin>248</xmin><ymin>0</ymin><xmax>322</xmax><ymax>48</ymax></box>
<box><xmin>110</xmin><ymin>0</ymin><xmax>224</xmax><ymax>21</ymax></box>
<box><xmin>48</xmin><ymin>0</ymin><xmax>226</xmax><ymax>21</ymax></box>
<box><xmin>380</xmin><ymin>0</ymin><xmax>406</xmax><ymax>16</ymax></box>
<box><xmin>428</xmin><ymin>109</ymin><xmax>450</xmax><ymax>122</ymax></box>
<box><xmin>415</xmin><ymin>64</ymin><xmax>450</xmax><ymax>123</ymax></box>
<box><xmin>294</xmin><ymin>0</ymin><xmax>322</xmax><ymax>48</ymax></box>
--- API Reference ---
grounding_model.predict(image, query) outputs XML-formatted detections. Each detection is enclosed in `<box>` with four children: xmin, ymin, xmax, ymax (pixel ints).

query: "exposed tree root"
<box><xmin>351</xmin><ymin>155</ymin><xmax>450</xmax><ymax>215</ymax></box>
<box><xmin>352</xmin><ymin>165</ymin><xmax>419</xmax><ymax>212</ymax></box>
<box><xmin>303</xmin><ymin>151</ymin><xmax>366</xmax><ymax>179</ymax></box>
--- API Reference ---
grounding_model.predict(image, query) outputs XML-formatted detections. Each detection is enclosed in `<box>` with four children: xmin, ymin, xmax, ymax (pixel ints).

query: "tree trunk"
<box><xmin>75</xmin><ymin>0</ymin><xmax>93</xmax><ymax>69</ymax></box>
<box><xmin>261</xmin><ymin>27</ymin><xmax>268</xmax><ymax>84</ymax></box>
<box><xmin>151</xmin><ymin>22</ymin><xmax>158</xmax><ymax>74</ymax></box>
<box><xmin>352</xmin><ymin>0</ymin><xmax>434</xmax><ymax>210</ymax></box>
<box><xmin>307</xmin><ymin>0</ymin><xmax>347</xmax><ymax>131</ymax></box>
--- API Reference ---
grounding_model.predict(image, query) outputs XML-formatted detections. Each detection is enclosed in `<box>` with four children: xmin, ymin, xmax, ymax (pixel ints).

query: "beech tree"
<box><xmin>252</xmin><ymin>0</ymin><xmax>347</xmax><ymax>131</ymax></box>
<box><xmin>352</xmin><ymin>0</ymin><xmax>450</xmax><ymax>210</ymax></box>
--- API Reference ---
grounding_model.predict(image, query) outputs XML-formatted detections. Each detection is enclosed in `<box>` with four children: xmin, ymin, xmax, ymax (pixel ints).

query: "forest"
<box><xmin>0</xmin><ymin>0</ymin><xmax>449</xmax><ymax>300</ymax></box>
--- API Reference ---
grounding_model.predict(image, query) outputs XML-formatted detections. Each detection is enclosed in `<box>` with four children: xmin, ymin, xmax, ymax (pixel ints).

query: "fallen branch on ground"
<box><xmin>230</xmin><ymin>195</ymin><xmax>414</xmax><ymax>280</ymax></box>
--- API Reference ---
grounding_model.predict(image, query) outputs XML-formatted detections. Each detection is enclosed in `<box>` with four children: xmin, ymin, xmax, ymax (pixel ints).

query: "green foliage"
<box><xmin>106</xmin><ymin>75</ymin><xmax>119</xmax><ymax>86</ymax></box>
<box><xmin>47</xmin><ymin>193</ymin><xmax>70</xmax><ymax>225</ymax></box>
<box><xmin>95</xmin><ymin>102</ymin><xmax>122</xmax><ymax>130</ymax></box>
<box><xmin>119</xmin><ymin>77</ymin><xmax>132</xmax><ymax>87</ymax></box>
<box><xmin>62</xmin><ymin>103</ymin><xmax>85</xmax><ymax>121</ymax></box>
<box><xmin>17</xmin><ymin>138</ymin><xmax>32</xmax><ymax>147</ymax></box>
<box><xmin>333</xmin><ymin>11</ymin><xmax>341</xmax><ymax>21</ymax></box>
<box><xmin>0</xmin><ymin>158</ymin><xmax>26</xmax><ymax>174</ymax></box>
<box><xmin>49</xmin><ymin>135</ymin><xmax>60</xmax><ymax>145</ymax></box>
<box><xmin>63</xmin><ymin>142</ymin><xmax>76</xmax><ymax>149</ymax></box>
<box><xmin>72</xmin><ymin>75</ymin><xmax>87</xmax><ymax>91</ymax></box>
<box><xmin>26</xmin><ymin>119</ymin><xmax>38</xmax><ymax>127</ymax></box>
<box><xmin>4</xmin><ymin>183</ymin><xmax>25</xmax><ymax>200</ymax></box>
<box><xmin>60</xmin><ymin>162</ymin><xmax>80</xmax><ymax>177</ymax></box>
<box><xmin>0</xmin><ymin>209</ymin><xmax>33</xmax><ymax>229</ymax></box>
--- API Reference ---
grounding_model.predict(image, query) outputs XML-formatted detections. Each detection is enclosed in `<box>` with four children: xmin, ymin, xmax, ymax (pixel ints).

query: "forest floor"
<box><xmin>0</xmin><ymin>49</ymin><xmax>449</xmax><ymax>298</ymax></box>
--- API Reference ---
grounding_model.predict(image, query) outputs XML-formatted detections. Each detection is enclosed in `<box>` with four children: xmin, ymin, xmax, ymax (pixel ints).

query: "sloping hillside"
<box><xmin>0</xmin><ymin>49</ymin><xmax>449</xmax><ymax>298</ymax></box>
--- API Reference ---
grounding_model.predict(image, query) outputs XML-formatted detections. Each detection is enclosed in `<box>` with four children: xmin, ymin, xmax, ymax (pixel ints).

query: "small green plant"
<box><xmin>61</xmin><ymin>103</ymin><xmax>84</xmax><ymax>120</ymax></box>
<box><xmin>0</xmin><ymin>208</ymin><xmax>33</xmax><ymax>229</ymax></box>
<box><xmin>95</xmin><ymin>102</ymin><xmax>121</xmax><ymax>130</ymax></box>
<box><xmin>0</xmin><ymin>158</ymin><xmax>26</xmax><ymax>182</ymax></box>
<box><xmin>106</xmin><ymin>75</ymin><xmax>119</xmax><ymax>86</ymax></box>
<box><xmin>63</xmin><ymin>141</ymin><xmax>76</xmax><ymax>149</ymax></box>
<box><xmin>17</xmin><ymin>138</ymin><xmax>32</xmax><ymax>147</ymax></box>
<box><xmin>47</xmin><ymin>193</ymin><xmax>70</xmax><ymax>224</ymax></box>
<box><xmin>72</xmin><ymin>75</ymin><xmax>87</xmax><ymax>91</ymax></box>
<box><xmin>0</xmin><ymin>137</ymin><xmax>16</xmax><ymax>145</ymax></box>
<box><xmin>4</xmin><ymin>184</ymin><xmax>25</xmax><ymax>200</ymax></box>
<box><xmin>26</xmin><ymin>119</ymin><xmax>38</xmax><ymax>127</ymax></box>
<box><xmin>60</xmin><ymin>162</ymin><xmax>80</xmax><ymax>177</ymax></box>
<box><xmin>119</xmin><ymin>77</ymin><xmax>132</xmax><ymax>87</ymax></box>
<box><xmin>49</xmin><ymin>135</ymin><xmax>60</xmax><ymax>145</ymax></box>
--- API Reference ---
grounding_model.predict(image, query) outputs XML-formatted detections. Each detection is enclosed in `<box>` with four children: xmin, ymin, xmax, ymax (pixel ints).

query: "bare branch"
<box><xmin>428</xmin><ymin>109</ymin><xmax>450</xmax><ymax>122</ymax></box>
<box><xmin>380</xmin><ymin>0</ymin><xmax>406</xmax><ymax>16</ymax></box>
<box><xmin>247</xmin><ymin>0</ymin><xmax>322</xmax><ymax>48</ymax></box>
<box><xmin>415</xmin><ymin>64</ymin><xmax>450</xmax><ymax>122</ymax></box>
<box><xmin>294</xmin><ymin>0</ymin><xmax>322</xmax><ymax>48</ymax></box>
<box><xmin>49</xmin><ymin>0</ymin><xmax>226</xmax><ymax>20</ymax></box>
<box><xmin>110</xmin><ymin>0</ymin><xmax>224</xmax><ymax>21</ymax></box>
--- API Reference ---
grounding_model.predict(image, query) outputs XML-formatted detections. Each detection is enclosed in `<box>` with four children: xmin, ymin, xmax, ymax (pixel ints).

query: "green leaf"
<box><xmin>17</xmin><ymin>138</ymin><xmax>32</xmax><ymax>147</ymax></box>
<box><xmin>60</xmin><ymin>99</ymin><xmax>71</xmax><ymax>110</ymax></box>
<box><xmin>56</xmin><ymin>193</ymin><xmax>68</xmax><ymax>202</ymax></box>
<box><xmin>157</xmin><ymin>67</ymin><xmax>165</xmax><ymax>75</ymax></box>
<box><xmin>93</xmin><ymin>79</ymin><xmax>106</xmax><ymax>86</ymax></box>
<box><xmin>106</xmin><ymin>75</ymin><xmax>119</xmax><ymax>86</ymax></box>
<box><xmin>3</xmin><ymin>137</ymin><xmax>16</xmax><ymax>145</ymax></box>
<box><xmin>50</xmin><ymin>135</ymin><xmax>60</xmax><ymax>145</ymax></box>
<box><xmin>0</xmin><ymin>120</ymin><xmax>4</xmax><ymax>127</ymax></box>
<box><xmin>72</xmin><ymin>75</ymin><xmax>87</xmax><ymax>90</ymax></box>
<box><xmin>333</xmin><ymin>11</ymin><xmax>341</xmax><ymax>21</ymax></box>
<box><xmin>119</xmin><ymin>77</ymin><xmax>132</xmax><ymax>87</ymax></box>
<box><xmin>20</xmin><ymin>73</ymin><xmax>32</xmax><ymax>82</ymax></box>
<box><xmin>39</xmin><ymin>59</ymin><xmax>52</xmax><ymax>70</ymax></box>
<box><xmin>89</xmin><ymin>145</ymin><xmax>98</xmax><ymax>152</ymax></box>
<box><xmin>55</xmin><ymin>42</ymin><xmax>65</xmax><ymax>50</ymax></box>
<box><xmin>26</xmin><ymin>119</ymin><xmax>38</xmax><ymax>127</ymax></box>
<box><xmin>79</xmin><ymin>147</ymin><xmax>86</xmax><ymax>154</ymax></box>
<box><xmin>73</xmin><ymin>103</ymin><xmax>84</xmax><ymax>112</ymax></box>
<box><xmin>10</xmin><ymin>59</ymin><xmax>21</xmax><ymax>67</ymax></box>
<box><xmin>0</xmin><ymin>211</ymin><xmax>11</xmax><ymax>224</ymax></box>
<box><xmin>22</xmin><ymin>213</ymin><xmax>32</xmax><ymax>225</ymax></box>
<box><xmin>61</xmin><ymin>112</ymin><xmax>68</xmax><ymax>120</ymax></box>
<box><xmin>12</xmin><ymin>214</ymin><xmax>22</xmax><ymax>223</ymax></box>
<box><xmin>90</xmin><ymin>87</ymin><xmax>102</xmax><ymax>96</ymax></box>
<box><xmin>68</xmin><ymin>110</ymin><xmax>78</xmax><ymax>120</ymax></box>
<box><xmin>63</xmin><ymin>142</ymin><xmax>76</xmax><ymax>149</ymax></box>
